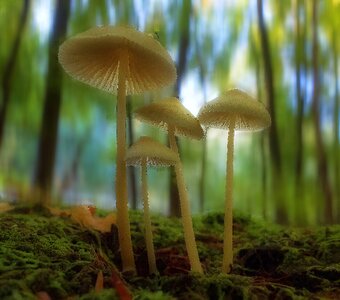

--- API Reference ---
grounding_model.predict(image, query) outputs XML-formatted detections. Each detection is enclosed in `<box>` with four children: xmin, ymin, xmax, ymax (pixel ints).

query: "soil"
<box><xmin>0</xmin><ymin>205</ymin><xmax>339</xmax><ymax>299</ymax></box>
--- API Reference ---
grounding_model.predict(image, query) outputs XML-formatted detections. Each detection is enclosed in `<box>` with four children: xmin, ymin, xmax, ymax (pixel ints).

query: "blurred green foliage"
<box><xmin>0</xmin><ymin>0</ymin><xmax>339</xmax><ymax>225</ymax></box>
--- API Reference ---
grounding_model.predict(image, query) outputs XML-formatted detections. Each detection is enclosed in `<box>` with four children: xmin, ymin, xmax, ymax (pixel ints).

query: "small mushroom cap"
<box><xmin>134</xmin><ymin>97</ymin><xmax>204</xmax><ymax>140</ymax></box>
<box><xmin>198</xmin><ymin>88</ymin><xmax>271</xmax><ymax>131</ymax></box>
<box><xmin>58</xmin><ymin>25</ymin><xmax>176</xmax><ymax>95</ymax></box>
<box><xmin>126</xmin><ymin>136</ymin><xmax>178</xmax><ymax>167</ymax></box>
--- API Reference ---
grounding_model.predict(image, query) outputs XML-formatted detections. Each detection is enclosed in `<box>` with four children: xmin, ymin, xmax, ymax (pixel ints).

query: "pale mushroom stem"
<box><xmin>168</xmin><ymin>126</ymin><xmax>203</xmax><ymax>274</ymax></box>
<box><xmin>141</xmin><ymin>161</ymin><xmax>157</xmax><ymax>274</ymax></box>
<box><xmin>116</xmin><ymin>52</ymin><xmax>136</xmax><ymax>274</ymax></box>
<box><xmin>222</xmin><ymin>120</ymin><xmax>235</xmax><ymax>273</ymax></box>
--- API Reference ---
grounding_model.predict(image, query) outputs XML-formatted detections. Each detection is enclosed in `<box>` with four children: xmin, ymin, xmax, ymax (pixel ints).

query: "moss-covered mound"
<box><xmin>0</xmin><ymin>207</ymin><xmax>339</xmax><ymax>299</ymax></box>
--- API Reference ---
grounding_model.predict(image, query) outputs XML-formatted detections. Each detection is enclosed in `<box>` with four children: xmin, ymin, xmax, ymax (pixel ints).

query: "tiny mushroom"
<box><xmin>198</xmin><ymin>88</ymin><xmax>271</xmax><ymax>273</ymax></box>
<box><xmin>126</xmin><ymin>136</ymin><xmax>178</xmax><ymax>274</ymax></box>
<box><xmin>58</xmin><ymin>25</ymin><xmax>176</xmax><ymax>274</ymax></box>
<box><xmin>135</xmin><ymin>97</ymin><xmax>204</xmax><ymax>274</ymax></box>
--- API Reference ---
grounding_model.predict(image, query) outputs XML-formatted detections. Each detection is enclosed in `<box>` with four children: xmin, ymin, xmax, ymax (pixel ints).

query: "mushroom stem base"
<box><xmin>141</xmin><ymin>164</ymin><xmax>157</xmax><ymax>274</ymax></box>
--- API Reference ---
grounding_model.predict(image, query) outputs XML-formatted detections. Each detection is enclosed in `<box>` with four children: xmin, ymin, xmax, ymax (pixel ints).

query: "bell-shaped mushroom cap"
<box><xmin>198</xmin><ymin>88</ymin><xmax>271</xmax><ymax>131</ymax></box>
<box><xmin>126</xmin><ymin>136</ymin><xmax>178</xmax><ymax>167</ymax></box>
<box><xmin>58</xmin><ymin>25</ymin><xmax>176</xmax><ymax>95</ymax></box>
<box><xmin>134</xmin><ymin>97</ymin><xmax>204</xmax><ymax>140</ymax></box>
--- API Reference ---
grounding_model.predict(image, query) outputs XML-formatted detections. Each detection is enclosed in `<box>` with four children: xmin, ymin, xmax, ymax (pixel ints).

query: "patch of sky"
<box><xmin>32</xmin><ymin>0</ymin><xmax>52</xmax><ymax>41</ymax></box>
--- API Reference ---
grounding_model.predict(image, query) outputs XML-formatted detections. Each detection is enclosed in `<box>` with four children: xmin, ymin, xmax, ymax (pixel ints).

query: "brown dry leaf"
<box><xmin>0</xmin><ymin>202</ymin><xmax>14</xmax><ymax>213</ymax></box>
<box><xmin>36</xmin><ymin>291</ymin><xmax>52</xmax><ymax>300</ymax></box>
<box><xmin>49</xmin><ymin>205</ymin><xmax>116</xmax><ymax>233</ymax></box>
<box><xmin>95</xmin><ymin>270</ymin><xmax>104</xmax><ymax>293</ymax></box>
<box><xmin>111</xmin><ymin>267</ymin><xmax>132</xmax><ymax>300</ymax></box>
<box><xmin>48</xmin><ymin>206</ymin><xmax>71</xmax><ymax>217</ymax></box>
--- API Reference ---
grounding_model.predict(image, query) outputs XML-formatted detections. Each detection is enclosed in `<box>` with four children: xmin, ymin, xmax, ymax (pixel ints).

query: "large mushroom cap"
<box><xmin>134</xmin><ymin>97</ymin><xmax>204</xmax><ymax>140</ymax></box>
<box><xmin>126</xmin><ymin>136</ymin><xmax>178</xmax><ymax>167</ymax></box>
<box><xmin>198</xmin><ymin>88</ymin><xmax>271</xmax><ymax>131</ymax></box>
<box><xmin>58</xmin><ymin>25</ymin><xmax>176</xmax><ymax>95</ymax></box>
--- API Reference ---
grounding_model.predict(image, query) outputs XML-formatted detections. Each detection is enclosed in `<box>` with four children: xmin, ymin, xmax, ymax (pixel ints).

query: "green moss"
<box><xmin>78</xmin><ymin>289</ymin><xmax>118</xmax><ymax>300</ymax></box>
<box><xmin>0</xmin><ymin>210</ymin><xmax>112</xmax><ymax>299</ymax></box>
<box><xmin>130</xmin><ymin>210</ymin><xmax>184</xmax><ymax>248</ymax></box>
<box><xmin>133</xmin><ymin>290</ymin><xmax>175</xmax><ymax>300</ymax></box>
<box><xmin>0</xmin><ymin>208</ymin><xmax>339</xmax><ymax>299</ymax></box>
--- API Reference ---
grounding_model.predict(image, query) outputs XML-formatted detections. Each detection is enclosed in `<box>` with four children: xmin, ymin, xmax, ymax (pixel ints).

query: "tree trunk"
<box><xmin>198</xmin><ymin>83</ymin><xmax>207</xmax><ymax>213</ymax></box>
<box><xmin>33</xmin><ymin>0</ymin><xmax>71</xmax><ymax>204</ymax></box>
<box><xmin>249</xmin><ymin>16</ymin><xmax>268</xmax><ymax>220</ymax></box>
<box><xmin>255</xmin><ymin>59</ymin><xmax>268</xmax><ymax>220</ymax></box>
<box><xmin>250</xmin><ymin>20</ymin><xmax>268</xmax><ymax>220</ymax></box>
<box><xmin>257</xmin><ymin>0</ymin><xmax>287</xmax><ymax>224</ymax></box>
<box><xmin>193</xmin><ymin>20</ymin><xmax>207</xmax><ymax>213</ymax></box>
<box><xmin>0</xmin><ymin>0</ymin><xmax>30</xmax><ymax>149</ymax></box>
<box><xmin>294</xmin><ymin>0</ymin><xmax>306</xmax><ymax>224</ymax></box>
<box><xmin>311</xmin><ymin>0</ymin><xmax>333</xmax><ymax>224</ymax></box>
<box><xmin>331</xmin><ymin>30</ymin><xmax>340</xmax><ymax>223</ymax></box>
<box><xmin>127</xmin><ymin>97</ymin><xmax>137</xmax><ymax>210</ymax></box>
<box><xmin>169</xmin><ymin>0</ymin><xmax>192</xmax><ymax>217</ymax></box>
<box><xmin>58</xmin><ymin>137</ymin><xmax>86</xmax><ymax>204</ymax></box>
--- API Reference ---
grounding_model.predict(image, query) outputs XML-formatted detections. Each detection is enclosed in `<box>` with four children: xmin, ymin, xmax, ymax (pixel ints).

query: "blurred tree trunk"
<box><xmin>294</xmin><ymin>0</ymin><xmax>306</xmax><ymax>224</ymax></box>
<box><xmin>197</xmin><ymin>77</ymin><xmax>207</xmax><ymax>213</ymax></box>
<box><xmin>127</xmin><ymin>97</ymin><xmax>137</xmax><ymax>210</ymax></box>
<box><xmin>58</xmin><ymin>137</ymin><xmax>86</xmax><ymax>203</ymax></box>
<box><xmin>250</xmin><ymin>24</ymin><xmax>268</xmax><ymax>219</ymax></box>
<box><xmin>33</xmin><ymin>0</ymin><xmax>71</xmax><ymax>204</ymax></box>
<box><xmin>311</xmin><ymin>0</ymin><xmax>333</xmax><ymax>224</ymax></box>
<box><xmin>169</xmin><ymin>0</ymin><xmax>192</xmax><ymax>217</ymax></box>
<box><xmin>255</xmin><ymin>56</ymin><xmax>268</xmax><ymax>220</ymax></box>
<box><xmin>257</xmin><ymin>0</ymin><xmax>287</xmax><ymax>224</ymax></box>
<box><xmin>198</xmin><ymin>102</ymin><xmax>207</xmax><ymax>214</ymax></box>
<box><xmin>193</xmin><ymin>20</ymin><xmax>207</xmax><ymax>213</ymax></box>
<box><xmin>331</xmin><ymin>30</ymin><xmax>340</xmax><ymax>222</ymax></box>
<box><xmin>197</xmin><ymin>68</ymin><xmax>207</xmax><ymax>214</ymax></box>
<box><xmin>0</xmin><ymin>0</ymin><xmax>30</xmax><ymax>149</ymax></box>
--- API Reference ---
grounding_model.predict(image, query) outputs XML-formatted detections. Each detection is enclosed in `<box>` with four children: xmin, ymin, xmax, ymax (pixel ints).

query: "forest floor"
<box><xmin>0</xmin><ymin>204</ymin><xmax>339</xmax><ymax>299</ymax></box>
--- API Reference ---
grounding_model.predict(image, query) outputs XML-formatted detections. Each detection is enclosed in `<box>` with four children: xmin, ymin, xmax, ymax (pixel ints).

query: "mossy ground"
<box><xmin>0</xmin><ymin>206</ymin><xmax>339</xmax><ymax>299</ymax></box>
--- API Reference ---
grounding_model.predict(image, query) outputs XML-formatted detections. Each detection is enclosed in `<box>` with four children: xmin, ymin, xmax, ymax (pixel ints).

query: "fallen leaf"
<box><xmin>49</xmin><ymin>205</ymin><xmax>116</xmax><ymax>233</ymax></box>
<box><xmin>95</xmin><ymin>270</ymin><xmax>104</xmax><ymax>292</ymax></box>
<box><xmin>0</xmin><ymin>202</ymin><xmax>14</xmax><ymax>213</ymax></box>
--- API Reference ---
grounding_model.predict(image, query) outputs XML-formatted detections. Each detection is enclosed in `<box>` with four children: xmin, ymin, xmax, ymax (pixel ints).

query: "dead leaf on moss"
<box><xmin>0</xmin><ymin>202</ymin><xmax>14</xmax><ymax>213</ymax></box>
<box><xmin>36</xmin><ymin>291</ymin><xmax>52</xmax><ymax>300</ymax></box>
<box><xmin>95</xmin><ymin>270</ymin><xmax>104</xmax><ymax>292</ymax></box>
<box><xmin>49</xmin><ymin>205</ymin><xmax>116</xmax><ymax>233</ymax></box>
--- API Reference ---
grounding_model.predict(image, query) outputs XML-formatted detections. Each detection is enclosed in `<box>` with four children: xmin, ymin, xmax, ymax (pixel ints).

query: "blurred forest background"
<box><xmin>0</xmin><ymin>0</ymin><xmax>339</xmax><ymax>226</ymax></box>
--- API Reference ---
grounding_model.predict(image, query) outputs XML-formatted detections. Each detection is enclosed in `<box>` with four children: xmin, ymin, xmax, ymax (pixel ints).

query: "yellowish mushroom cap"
<box><xmin>198</xmin><ymin>88</ymin><xmax>271</xmax><ymax>131</ymax></box>
<box><xmin>134</xmin><ymin>97</ymin><xmax>204</xmax><ymax>139</ymax></box>
<box><xmin>126</xmin><ymin>136</ymin><xmax>178</xmax><ymax>167</ymax></box>
<box><xmin>58</xmin><ymin>25</ymin><xmax>176</xmax><ymax>95</ymax></box>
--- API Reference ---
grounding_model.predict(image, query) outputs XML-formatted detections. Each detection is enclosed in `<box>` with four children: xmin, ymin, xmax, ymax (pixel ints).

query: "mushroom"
<box><xmin>126</xmin><ymin>136</ymin><xmax>178</xmax><ymax>274</ymax></box>
<box><xmin>198</xmin><ymin>88</ymin><xmax>271</xmax><ymax>273</ymax></box>
<box><xmin>58</xmin><ymin>25</ymin><xmax>176</xmax><ymax>274</ymax></box>
<box><xmin>135</xmin><ymin>97</ymin><xmax>204</xmax><ymax>273</ymax></box>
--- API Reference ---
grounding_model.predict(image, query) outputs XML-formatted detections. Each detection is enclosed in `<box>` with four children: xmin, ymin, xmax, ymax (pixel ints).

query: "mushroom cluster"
<box><xmin>59</xmin><ymin>25</ymin><xmax>271</xmax><ymax>276</ymax></box>
<box><xmin>135</xmin><ymin>97</ymin><xmax>204</xmax><ymax>273</ymax></box>
<box><xmin>59</xmin><ymin>25</ymin><xmax>176</xmax><ymax>274</ymax></box>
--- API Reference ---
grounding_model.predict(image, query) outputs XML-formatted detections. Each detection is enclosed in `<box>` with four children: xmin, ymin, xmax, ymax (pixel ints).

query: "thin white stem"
<box><xmin>222</xmin><ymin>121</ymin><xmax>235</xmax><ymax>273</ymax></box>
<box><xmin>116</xmin><ymin>52</ymin><xmax>136</xmax><ymax>274</ymax></box>
<box><xmin>141</xmin><ymin>163</ymin><xmax>157</xmax><ymax>274</ymax></box>
<box><xmin>168</xmin><ymin>126</ymin><xmax>203</xmax><ymax>274</ymax></box>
